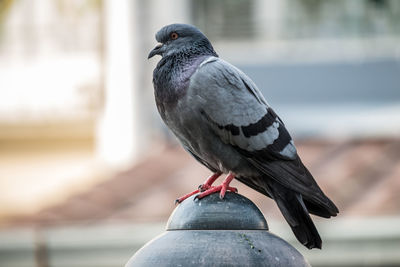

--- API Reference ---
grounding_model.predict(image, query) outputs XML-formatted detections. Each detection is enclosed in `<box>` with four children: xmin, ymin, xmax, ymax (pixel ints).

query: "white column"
<box><xmin>96</xmin><ymin>0</ymin><xmax>140</xmax><ymax>168</ymax></box>
<box><xmin>97</xmin><ymin>0</ymin><xmax>192</xmax><ymax>169</ymax></box>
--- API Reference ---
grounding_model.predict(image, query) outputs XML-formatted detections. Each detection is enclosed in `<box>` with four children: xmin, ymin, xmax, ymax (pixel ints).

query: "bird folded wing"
<box><xmin>189</xmin><ymin>57</ymin><xmax>326</xmax><ymax>199</ymax></box>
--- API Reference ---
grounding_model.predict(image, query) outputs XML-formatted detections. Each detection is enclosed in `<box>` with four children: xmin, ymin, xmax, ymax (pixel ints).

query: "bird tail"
<box><xmin>270</xmin><ymin>182</ymin><xmax>322</xmax><ymax>249</ymax></box>
<box><xmin>302</xmin><ymin>165</ymin><xmax>339</xmax><ymax>218</ymax></box>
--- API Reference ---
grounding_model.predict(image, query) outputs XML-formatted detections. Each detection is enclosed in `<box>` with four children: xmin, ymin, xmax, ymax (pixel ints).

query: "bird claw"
<box><xmin>219</xmin><ymin>186</ymin><xmax>238</xmax><ymax>199</ymax></box>
<box><xmin>175</xmin><ymin>189</ymin><xmax>200</xmax><ymax>204</ymax></box>
<box><xmin>198</xmin><ymin>183</ymin><xmax>212</xmax><ymax>192</ymax></box>
<box><xmin>195</xmin><ymin>184</ymin><xmax>238</xmax><ymax>201</ymax></box>
<box><xmin>177</xmin><ymin>172</ymin><xmax>236</xmax><ymax>203</ymax></box>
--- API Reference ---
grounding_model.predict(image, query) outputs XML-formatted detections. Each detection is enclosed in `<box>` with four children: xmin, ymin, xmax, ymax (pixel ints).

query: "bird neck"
<box><xmin>153</xmin><ymin>54</ymin><xmax>212</xmax><ymax>105</ymax></box>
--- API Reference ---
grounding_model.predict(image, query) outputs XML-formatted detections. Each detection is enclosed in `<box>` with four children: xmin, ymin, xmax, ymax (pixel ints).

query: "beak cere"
<box><xmin>148</xmin><ymin>43</ymin><xmax>164</xmax><ymax>59</ymax></box>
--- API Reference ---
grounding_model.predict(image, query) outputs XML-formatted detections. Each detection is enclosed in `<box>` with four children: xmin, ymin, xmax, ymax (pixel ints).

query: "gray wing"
<box><xmin>190</xmin><ymin>57</ymin><xmax>297</xmax><ymax>161</ymax></box>
<box><xmin>189</xmin><ymin>57</ymin><xmax>329</xmax><ymax>203</ymax></box>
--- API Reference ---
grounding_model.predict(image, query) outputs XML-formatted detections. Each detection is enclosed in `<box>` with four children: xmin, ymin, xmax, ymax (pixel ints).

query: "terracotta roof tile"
<box><xmin>6</xmin><ymin>138</ymin><xmax>400</xmax><ymax>227</ymax></box>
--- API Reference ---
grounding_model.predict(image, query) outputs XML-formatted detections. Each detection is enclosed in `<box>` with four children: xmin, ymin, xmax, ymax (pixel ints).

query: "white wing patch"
<box><xmin>279</xmin><ymin>140</ymin><xmax>297</xmax><ymax>158</ymax></box>
<box><xmin>243</xmin><ymin>121</ymin><xmax>280</xmax><ymax>151</ymax></box>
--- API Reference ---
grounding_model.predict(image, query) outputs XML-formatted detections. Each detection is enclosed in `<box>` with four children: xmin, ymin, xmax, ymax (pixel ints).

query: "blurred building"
<box><xmin>0</xmin><ymin>0</ymin><xmax>400</xmax><ymax>266</ymax></box>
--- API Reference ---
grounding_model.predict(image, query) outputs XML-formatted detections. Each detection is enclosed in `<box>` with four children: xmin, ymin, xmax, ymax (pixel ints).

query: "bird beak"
<box><xmin>148</xmin><ymin>43</ymin><xmax>164</xmax><ymax>59</ymax></box>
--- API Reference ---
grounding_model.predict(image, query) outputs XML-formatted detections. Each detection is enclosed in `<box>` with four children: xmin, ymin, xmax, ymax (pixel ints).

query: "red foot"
<box><xmin>175</xmin><ymin>172</ymin><xmax>237</xmax><ymax>204</ymax></box>
<box><xmin>196</xmin><ymin>172</ymin><xmax>237</xmax><ymax>200</ymax></box>
<box><xmin>175</xmin><ymin>189</ymin><xmax>200</xmax><ymax>204</ymax></box>
<box><xmin>175</xmin><ymin>172</ymin><xmax>221</xmax><ymax>204</ymax></box>
<box><xmin>195</xmin><ymin>184</ymin><xmax>238</xmax><ymax>200</ymax></box>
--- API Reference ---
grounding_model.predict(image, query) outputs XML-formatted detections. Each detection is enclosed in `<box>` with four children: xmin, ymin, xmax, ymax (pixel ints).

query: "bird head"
<box><xmin>148</xmin><ymin>23</ymin><xmax>217</xmax><ymax>59</ymax></box>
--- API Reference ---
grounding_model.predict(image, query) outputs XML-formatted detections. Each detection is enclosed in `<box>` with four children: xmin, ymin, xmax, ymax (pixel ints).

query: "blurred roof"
<box><xmin>4</xmin><ymin>137</ymin><xmax>400</xmax><ymax>227</ymax></box>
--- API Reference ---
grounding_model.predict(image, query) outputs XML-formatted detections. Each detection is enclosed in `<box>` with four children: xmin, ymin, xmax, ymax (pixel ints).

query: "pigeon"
<box><xmin>148</xmin><ymin>23</ymin><xmax>338</xmax><ymax>249</ymax></box>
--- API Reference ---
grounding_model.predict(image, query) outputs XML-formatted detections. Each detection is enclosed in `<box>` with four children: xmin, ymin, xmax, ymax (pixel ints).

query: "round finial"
<box><xmin>126</xmin><ymin>192</ymin><xmax>310</xmax><ymax>267</ymax></box>
<box><xmin>167</xmin><ymin>192</ymin><xmax>268</xmax><ymax>230</ymax></box>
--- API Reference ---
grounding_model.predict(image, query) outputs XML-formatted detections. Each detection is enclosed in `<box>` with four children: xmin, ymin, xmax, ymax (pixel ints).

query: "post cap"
<box><xmin>166</xmin><ymin>192</ymin><xmax>268</xmax><ymax>230</ymax></box>
<box><xmin>126</xmin><ymin>192</ymin><xmax>311</xmax><ymax>267</ymax></box>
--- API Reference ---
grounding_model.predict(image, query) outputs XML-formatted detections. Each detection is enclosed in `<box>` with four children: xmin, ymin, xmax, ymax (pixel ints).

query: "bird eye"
<box><xmin>170</xmin><ymin>32</ymin><xmax>179</xmax><ymax>40</ymax></box>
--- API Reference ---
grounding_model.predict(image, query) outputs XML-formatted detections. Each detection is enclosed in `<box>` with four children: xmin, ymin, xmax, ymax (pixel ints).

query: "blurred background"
<box><xmin>1</xmin><ymin>0</ymin><xmax>400</xmax><ymax>266</ymax></box>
